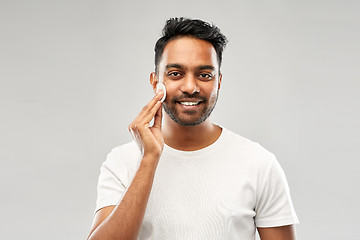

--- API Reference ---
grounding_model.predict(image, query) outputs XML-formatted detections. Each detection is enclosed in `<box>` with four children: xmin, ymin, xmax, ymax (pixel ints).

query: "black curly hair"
<box><xmin>154</xmin><ymin>17</ymin><xmax>228</xmax><ymax>74</ymax></box>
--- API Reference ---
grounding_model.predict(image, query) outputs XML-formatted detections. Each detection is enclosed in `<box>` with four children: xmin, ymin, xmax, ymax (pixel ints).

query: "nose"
<box><xmin>180</xmin><ymin>75</ymin><xmax>199</xmax><ymax>95</ymax></box>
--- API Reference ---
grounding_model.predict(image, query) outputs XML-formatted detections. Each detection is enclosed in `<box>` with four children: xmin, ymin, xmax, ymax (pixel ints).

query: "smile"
<box><xmin>179</xmin><ymin>101</ymin><xmax>201</xmax><ymax>106</ymax></box>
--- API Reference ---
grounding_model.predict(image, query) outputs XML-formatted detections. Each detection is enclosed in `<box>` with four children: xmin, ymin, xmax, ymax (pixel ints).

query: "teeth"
<box><xmin>180</xmin><ymin>102</ymin><xmax>199</xmax><ymax>106</ymax></box>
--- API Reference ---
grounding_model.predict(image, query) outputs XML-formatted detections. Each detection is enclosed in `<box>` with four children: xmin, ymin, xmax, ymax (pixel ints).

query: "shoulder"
<box><xmin>105</xmin><ymin>140</ymin><xmax>141</xmax><ymax>164</ymax></box>
<box><xmin>101</xmin><ymin>140</ymin><xmax>142</xmax><ymax>186</ymax></box>
<box><xmin>221</xmin><ymin>127</ymin><xmax>276</xmax><ymax>166</ymax></box>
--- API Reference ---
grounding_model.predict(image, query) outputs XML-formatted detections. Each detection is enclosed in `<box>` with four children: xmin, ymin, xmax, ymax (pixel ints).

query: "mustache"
<box><xmin>171</xmin><ymin>93</ymin><xmax>207</xmax><ymax>102</ymax></box>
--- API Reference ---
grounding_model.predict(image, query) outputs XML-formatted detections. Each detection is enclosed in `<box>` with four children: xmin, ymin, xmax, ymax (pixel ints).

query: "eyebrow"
<box><xmin>197</xmin><ymin>65</ymin><xmax>215</xmax><ymax>71</ymax></box>
<box><xmin>165</xmin><ymin>64</ymin><xmax>184</xmax><ymax>70</ymax></box>
<box><xmin>165</xmin><ymin>64</ymin><xmax>215</xmax><ymax>71</ymax></box>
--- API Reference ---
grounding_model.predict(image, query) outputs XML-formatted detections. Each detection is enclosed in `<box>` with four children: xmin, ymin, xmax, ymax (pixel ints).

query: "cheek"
<box><xmin>209</xmin><ymin>89</ymin><xmax>218</xmax><ymax>101</ymax></box>
<box><xmin>163</xmin><ymin>80</ymin><xmax>219</xmax><ymax>99</ymax></box>
<box><xmin>204</xmin><ymin>82</ymin><xmax>219</xmax><ymax>98</ymax></box>
<box><xmin>162</xmin><ymin>81</ymin><xmax>178</xmax><ymax>99</ymax></box>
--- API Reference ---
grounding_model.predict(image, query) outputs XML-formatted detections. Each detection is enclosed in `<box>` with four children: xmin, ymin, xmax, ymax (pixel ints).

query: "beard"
<box><xmin>163</xmin><ymin>90</ymin><xmax>219</xmax><ymax>126</ymax></box>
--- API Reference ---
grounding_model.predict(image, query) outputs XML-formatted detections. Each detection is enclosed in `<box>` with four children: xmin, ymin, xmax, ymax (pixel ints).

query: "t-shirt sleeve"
<box><xmin>254</xmin><ymin>154</ymin><xmax>299</xmax><ymax>227</ymax></box>
<box><xmin>95</xmin><ymin>151</ymin><xmax>127</xmax><ymax>213</ymax></box>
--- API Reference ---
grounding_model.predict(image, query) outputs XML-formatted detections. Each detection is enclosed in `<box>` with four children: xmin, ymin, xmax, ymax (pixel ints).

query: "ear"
<box><xmin>218</xmin><ymin>73</ymin><xmax>222</xmax><ymax>90</ymax></box>
<box><xmin>150</xmin><ymin>72</ymin><xmax>158</xmax><ymax>93</ymax></box>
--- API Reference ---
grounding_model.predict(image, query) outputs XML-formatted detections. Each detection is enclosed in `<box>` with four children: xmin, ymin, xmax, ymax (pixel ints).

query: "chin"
<box><xmin>169</xmin><ymin>113</ymin><xmax>210</xmax><ymax>126</ymax></box>
<box><xmin>163</xmin><ymin>100</ymin><xmax>216</xmax><ymax>127</ymax></box>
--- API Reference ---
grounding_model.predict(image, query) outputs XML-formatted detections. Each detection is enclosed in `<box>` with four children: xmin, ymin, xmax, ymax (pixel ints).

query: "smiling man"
<box><xmin>159</xmin><ymin>38</ymin><xmax>219</xmax><ymax>127</ymax></box>
<box><xmin>88</xmin><ymin>18</ymin><xmax>299</xmax><ymax>240</ymax></box>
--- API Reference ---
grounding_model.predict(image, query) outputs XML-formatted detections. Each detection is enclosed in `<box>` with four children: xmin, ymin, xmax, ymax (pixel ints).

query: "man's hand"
<box><xmin>88</xmin><ymin>90</ymin><xmax>165</xmax><ymax>240</ymax></box>
<box><xmin>129</xmin><ymin>90</ymin><xmax>164</xmax><ymax>160</ymax></box>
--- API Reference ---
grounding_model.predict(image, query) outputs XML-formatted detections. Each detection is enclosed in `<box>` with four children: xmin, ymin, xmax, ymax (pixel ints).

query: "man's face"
<box><xmin>157</xmin><ymin>36</ymin><xmax>222</xmax><ymax>126</ymax></box>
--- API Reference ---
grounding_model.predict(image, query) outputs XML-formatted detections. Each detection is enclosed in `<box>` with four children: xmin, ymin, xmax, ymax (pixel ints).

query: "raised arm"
<box><xmin>88</xmin><ymin>90</ymin><xmax>164</xmax><ymax>240</ymax></box>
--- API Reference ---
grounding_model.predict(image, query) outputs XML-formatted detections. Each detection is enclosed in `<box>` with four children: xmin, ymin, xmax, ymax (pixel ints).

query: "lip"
<box><xmin>176</xmin><ymin>101</ymin><xmax>203</xmax><ymax>110</ymax></box>
<box><xmin>176</xmin><ymin>98</ymin><xmax>203</xmax><ymax>102</ymax></box>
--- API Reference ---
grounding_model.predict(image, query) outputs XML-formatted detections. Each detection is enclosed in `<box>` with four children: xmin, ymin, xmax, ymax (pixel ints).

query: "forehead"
<box><xmin>159</xmin><ymin>37</ymin><xmax>218</xmax><ymax>70</ymax></box>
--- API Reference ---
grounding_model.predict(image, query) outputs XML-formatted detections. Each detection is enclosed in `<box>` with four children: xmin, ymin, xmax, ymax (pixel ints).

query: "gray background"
<box><xmin>1</xmin><ymin>0</ymin><xmax>359</xmax><ymax>239</ymax></box>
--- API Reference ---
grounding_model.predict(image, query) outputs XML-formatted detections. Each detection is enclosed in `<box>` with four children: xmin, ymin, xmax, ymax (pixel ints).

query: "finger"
<box><xmin>129</xmin><ymin>91</ymin><xmax>164</xmax><ymax>135</ymax></box>
<box><xmin>135</xmin><ymin>90</ymin><xmax>163</xmax><ymax>122</ymax></box>
<box><xmin>141</xmin><ymin>100</ymin><xmax>162</xmax><ymax>125</ymax></box>
<box><xmin>138</xmin><ymin>90</ymin><xmax>164</xmax><ymax>117</ymax></box>
<box><xmin>130</xmin><ymin>100</ymin><xmax>161</xmax><ymax>135</ymax></box>
<box><xmin>153</xmin><ymin>102</ymin><xmax>162</xmax><ymax>129</ymax></box>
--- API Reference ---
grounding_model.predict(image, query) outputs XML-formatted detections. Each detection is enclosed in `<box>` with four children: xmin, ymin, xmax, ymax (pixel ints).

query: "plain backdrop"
<box><xmin>1</xmin><ymin>0</ymin><xmax>359</xmax><ymax>239</ymax></box>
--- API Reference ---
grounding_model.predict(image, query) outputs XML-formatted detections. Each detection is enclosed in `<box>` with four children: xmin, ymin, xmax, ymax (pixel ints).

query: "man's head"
<box><xmin>151</xmin><ymin>18</ymin><xmax>228</xmax><ymax>126</ymax></box>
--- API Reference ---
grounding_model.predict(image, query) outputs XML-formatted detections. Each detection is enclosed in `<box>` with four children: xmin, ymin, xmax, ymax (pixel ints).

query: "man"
<box><xmin>88</xmin><ymin>18</ymin><xmax>299</xmax><ymax>240</ymax></box>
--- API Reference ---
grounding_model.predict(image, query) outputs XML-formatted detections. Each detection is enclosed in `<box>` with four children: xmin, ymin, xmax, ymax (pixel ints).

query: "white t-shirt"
<box><xmin>95</xmin><ymin>127</ymin><xmax>299</xmax><ymax>239</ymax></box>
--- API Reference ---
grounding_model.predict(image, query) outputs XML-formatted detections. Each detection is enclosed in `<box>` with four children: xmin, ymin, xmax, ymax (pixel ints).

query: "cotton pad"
<box><xmin>156</xmin><ymin>82</ymin><xmax>166</xmax><ymax>102</ymax></box>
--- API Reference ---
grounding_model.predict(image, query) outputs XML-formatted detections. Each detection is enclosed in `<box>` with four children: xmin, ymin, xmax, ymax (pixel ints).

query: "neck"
<box><xmin>162</xmin><ymin>112</ymin><xmax>222</xmax><ymax>151</ymax></box>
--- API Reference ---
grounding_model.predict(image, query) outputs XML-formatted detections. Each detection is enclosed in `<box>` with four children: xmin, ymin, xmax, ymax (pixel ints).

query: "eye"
<box><xmin>199</xmin><ymin>73</ymin><xmax>213</xmax><ymax>80</ymax></box>
<box><xmin>167</xmin><ymin>71</ymin><xmax>182</xmax><ymax>79</ymax></box>
<box><xmin>169</xmin><ymin>72</ymin><xmax>180</xmax><ymax>77</ymax></box>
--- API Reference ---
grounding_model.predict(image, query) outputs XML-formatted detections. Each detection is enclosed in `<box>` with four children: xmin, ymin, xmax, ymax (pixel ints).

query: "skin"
<box><xmin>153</xmin><ymin>36</ymin><xmax>223</xmax><ymax>151</ymax></box>
<box><xmin>258</xmin><ymin>225</ymin><xmax>297</xmax><ymax>240</ymax></box>
<box><xmin>87</xmin><ymin>36</ymin><xmax>296</xmax><ymax>240</ymax></box>
<box><xmin>88</xmin><ymin>91</ymin><xmax>164</xmax><ymax>240</ymax></box>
